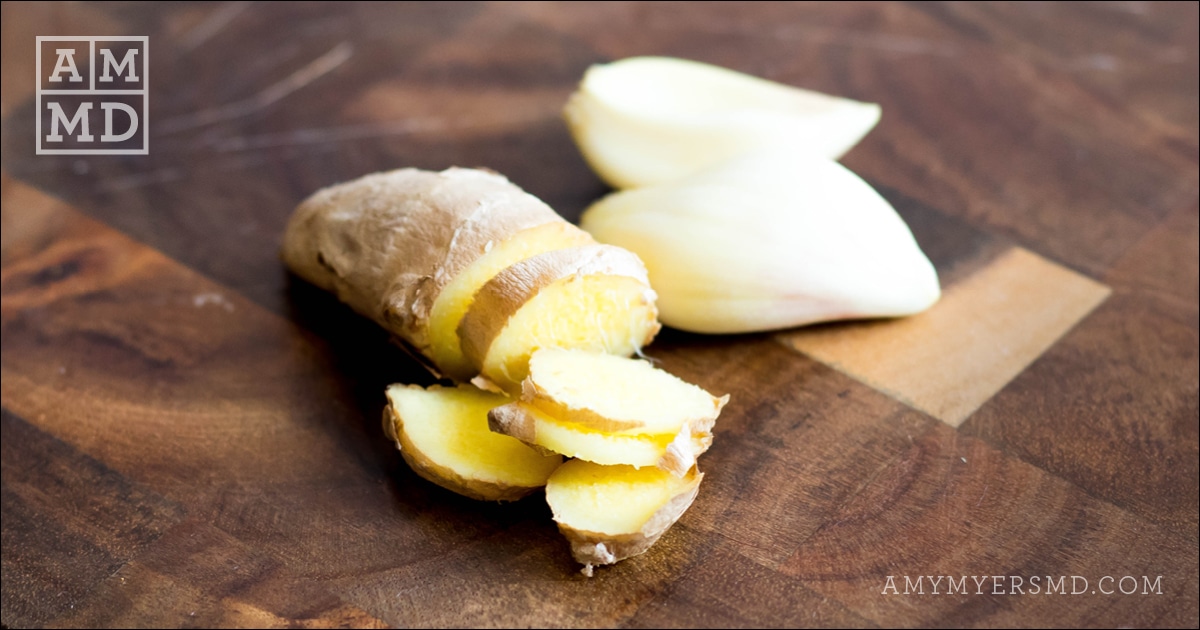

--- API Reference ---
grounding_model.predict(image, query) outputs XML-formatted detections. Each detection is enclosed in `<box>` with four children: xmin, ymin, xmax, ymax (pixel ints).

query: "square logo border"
<box><xmin>36</xmin><ymin>35</ymin><xmax>149</xmax><ymax>155</ymax></box>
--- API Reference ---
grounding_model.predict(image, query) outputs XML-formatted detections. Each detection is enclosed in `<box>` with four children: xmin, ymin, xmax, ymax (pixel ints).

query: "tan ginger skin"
<box><xmin>282</xmin><ymin>167</ymin><xmax>567</xmax><ymax>359</ymax></box>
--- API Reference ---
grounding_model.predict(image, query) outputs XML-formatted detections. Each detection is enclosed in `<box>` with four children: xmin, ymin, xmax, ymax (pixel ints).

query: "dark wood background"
<box><xmin>2</xmin><ymin>2</ymin><xmax>1197</xmax><ymax>627</ymax></box>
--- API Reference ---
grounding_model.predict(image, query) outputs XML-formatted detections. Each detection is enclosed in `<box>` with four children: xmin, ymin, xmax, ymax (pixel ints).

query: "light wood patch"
<box><xmin>779</xmin><ymin>247</ymin><xmax>1111</xmax><ymax>426</ymax></box>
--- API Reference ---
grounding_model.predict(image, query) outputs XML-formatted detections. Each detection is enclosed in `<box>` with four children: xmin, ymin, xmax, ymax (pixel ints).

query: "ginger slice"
<box><xmin>488</xmin><ymin>403</ymin><xmax>711</xmax><ymax>477</ymax></box>
<box><xmin>427</xmin><ymin>222</ymin><xmax>595</xmax><ymax>380</ymax></box>
<box><xmin>522</xmin><ymin>348</ymin><xmax>728</xmax><ymax>435</ymax></box>
<box><xmin>545</xmin><ymin>460</ymin><xmax>703</xmax><ymax>573</ymax></box>
<box><xmin>458</xmin><ymin>245</ymin><xmax>660</xmax><ymax>392</ymax></box>
<box><xmin>488</xmin><ymin>348</ymin><xmax>726</xmax><ymax>474</ymax></box>
<box><xmin>383</xmin><ymin>383</ymin><xmax>562</xmax><ymax>502</ymax></box>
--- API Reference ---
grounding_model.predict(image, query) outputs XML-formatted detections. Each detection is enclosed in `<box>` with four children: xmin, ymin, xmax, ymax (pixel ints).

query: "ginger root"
<box><xmin>282</xmin><ymin>167</ymin><xmax>659</xmax><ymax>381</ymax></box>
<box><xmin>284</xmin><ymin>167</ymin><xmax>723</xmax><ymax>574</ymax></box>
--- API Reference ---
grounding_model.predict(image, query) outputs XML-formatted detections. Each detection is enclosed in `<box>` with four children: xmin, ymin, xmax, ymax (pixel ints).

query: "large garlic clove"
<box><xmin>564</xmin><ymin>56</ymin><xmax>881</xmax><ymax>190</ymax></box>
<box><xmin>579</xmin><ymin>149</ymin><xmax>941</xmax><ymax>334</ymax></box>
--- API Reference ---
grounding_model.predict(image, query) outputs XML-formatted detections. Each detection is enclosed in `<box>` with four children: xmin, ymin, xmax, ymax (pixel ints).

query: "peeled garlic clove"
<box><xmin>564</xmin><ymin>56</ymin><xmax>882</xmax><ymax>190</ymax></box>
<box><xmin>579</xmin><ymin>149</ymin><xmax>940</xmax><ymax>334</ymax></box>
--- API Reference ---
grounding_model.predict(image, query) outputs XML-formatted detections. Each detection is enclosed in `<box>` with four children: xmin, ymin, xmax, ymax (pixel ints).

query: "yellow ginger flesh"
<box><xmin>546</xmin><ymin>460</ymin><xmax>700</xmax><ymax>536</ymax></box>
<box><xmin>524</xmin><ymin>348</ymin><xmax>726</xmax><ymax>435</ymax></box>
<box><xmin>480</xmin><ymin>274</ymin><xmax>658</xmax><ymax>391</ymax></box>
<box><xmin>428</xmin><ymin>222</ymin><xmax>594</xmax><ymax>379</ymax></box>
<box><xmin>384</xmin><ymin>384</ymin><xmax>562</xmax><ymax>501</ymax></box>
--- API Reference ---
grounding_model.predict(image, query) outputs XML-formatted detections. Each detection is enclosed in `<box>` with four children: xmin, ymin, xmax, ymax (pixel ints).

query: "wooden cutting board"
<box><xmin>2</xmin><ymin>3</ymin><xmax>1196</xmax><ymax>627</ymax></box>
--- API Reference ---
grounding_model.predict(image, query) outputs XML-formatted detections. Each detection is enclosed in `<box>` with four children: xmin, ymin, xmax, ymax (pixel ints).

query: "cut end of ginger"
<box><xmin>546</xmin><ymin>459</ymin><xmax>703</xmax><ymax>569</ymax></box>
<box><xmin>523</xmin><ymin>348</ymin><xmax>728</xmax><ymax>435</ymax></box>
<box><xmin>458</xmin><ymin>245</ymin><xmax>661</xmax><ymax>393</ymax></box>
<box><xmin>384</xmin><ymin>383</ymin><xmax>562</xmax><ymax>502</ymax></box>
<box><xmin>427</xmin><ymin>221</ymin><xmax>596</xmax><ymax>381</ymax></box>
<box><xmin>481</xmin><ymin>273</ymin><xmax>659</xmax><ymax>390</ymax></box>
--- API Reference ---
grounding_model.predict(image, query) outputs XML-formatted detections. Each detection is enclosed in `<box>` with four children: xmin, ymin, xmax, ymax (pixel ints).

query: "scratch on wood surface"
<box><xmin>99</xmin><ymin>168</ymin><xmax>183</xmax><ymax>192</ymax></box>
<box><xmin>159</xmin><ymin>42</ymin><xmax>353</xmax><ymax>134</ymax></box>
<box><xmin>177</xmin><ymin>1</ymin><xmax>250</xmax><ymax>52</ymax></box>
<box><xmin>206</xmin><ymin>120</ymin><xmax>447</xmax><ymax>153</ymax></box>
<box><xmin>649</xmin><ymin>17</ymin><xmax>963</xmax><ymax>57</ymax></box>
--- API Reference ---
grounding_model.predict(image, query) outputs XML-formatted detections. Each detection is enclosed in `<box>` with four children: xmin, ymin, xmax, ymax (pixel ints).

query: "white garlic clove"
<box><xmin>579</xmin><ymin>149</ymin><xmax>941</xmax><ymax>334</ymax></box>
<box><xmin>564</xmin><ymin>56</ymin><xmax>882</xmax><ymax>190</ymax></box>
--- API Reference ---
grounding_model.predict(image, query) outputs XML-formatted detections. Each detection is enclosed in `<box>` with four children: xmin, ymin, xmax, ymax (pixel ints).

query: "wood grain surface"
<box><xmin>2</xmin><ymin>2</ymin><xmax>1197</xmax><ymax>628</ymax></box>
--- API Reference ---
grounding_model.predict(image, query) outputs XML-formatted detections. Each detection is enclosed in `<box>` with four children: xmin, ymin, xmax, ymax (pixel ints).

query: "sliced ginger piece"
<box><xmin>383</xmin><ymin>383</ymin><xmax>562</xmax><ymax>502</ymax></box>
<box><xmin>427</xmin><ymin>221</ymin><xmax>595</xmax><ymax>380</ymax></box>
<box><xmin>522</xmin><ymin>348</ymin><xmax>728</xmax><ymax>434</ymax></box>
<box><xmin>458</xmin><ymin>245</ymin><xmax>660</xmax><ymax>393</ymax></box>
<box><xmin>545</xmin><ymin>460</ymin><xmax>703</xmax><ymax>573</ymax></box>
<box><xmin>489</xmin><ymin>400</ymin><xmax>700</xmax><ymax>475</ymax></box>
<box><xmin>489</xmin><ymin>402</ymin><xmax>712</xmax><ymax>476</ymax></box>
<box><xmin>489</xmin><ymin>348</ymin><xmax>726</xmax><ymax>474</ymax></box>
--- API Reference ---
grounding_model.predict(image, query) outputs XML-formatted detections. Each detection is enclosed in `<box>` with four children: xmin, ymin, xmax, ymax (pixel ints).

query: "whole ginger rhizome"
<box><xmin>282</xmin><ymin>167</ymin><xmax>726</xmax><ymax>574</ymax></box>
